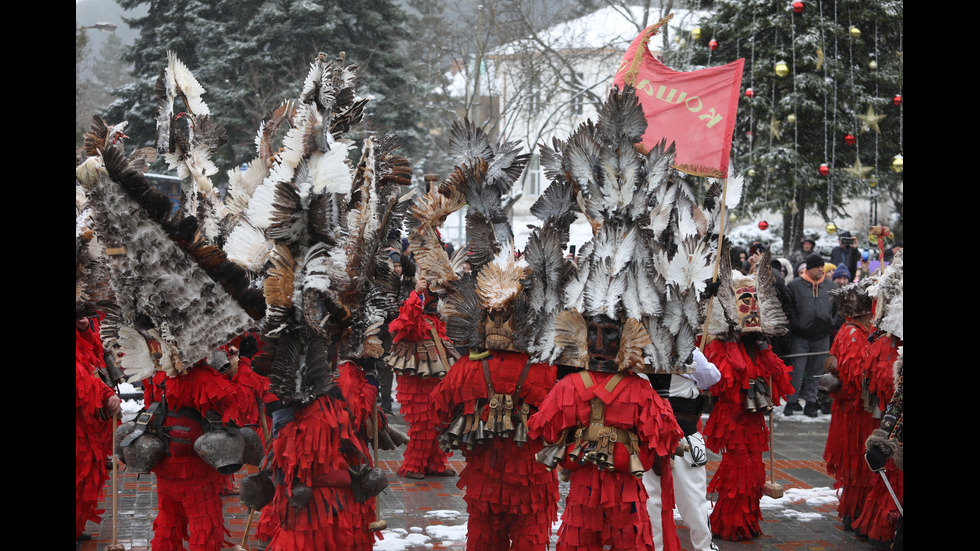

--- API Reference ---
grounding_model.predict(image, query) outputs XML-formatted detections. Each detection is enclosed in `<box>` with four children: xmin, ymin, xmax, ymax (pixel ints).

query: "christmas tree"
<box><xmin>688</xmin><ymin>0</ymin><xmax>903</xmax><ymax>249</ymax></box>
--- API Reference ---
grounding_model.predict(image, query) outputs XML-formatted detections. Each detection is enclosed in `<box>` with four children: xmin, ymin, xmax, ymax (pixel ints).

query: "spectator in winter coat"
<box><xmin>782</xmin><ymin>254</ymin><xmax>837</xmax><ymax>417</ymax></box>
<box><xmin>830</xmin><ymin>232</ymin><xmax>861</xmax><ymax>280</ymax></box>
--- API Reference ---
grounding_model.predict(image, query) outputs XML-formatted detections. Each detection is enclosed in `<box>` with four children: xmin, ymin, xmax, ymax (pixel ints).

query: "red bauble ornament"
<box><xmin>793</xmin><ymin>1</ymin><xmax>804</xmax><ymax>13</ymax></box>
<box><xmin>893</xmin><ymin>93</ymin><xmax>903</xmax><ymax>106</ymax></box>
<box><xmin>844</xmin><ymin>133</ymin><xmax>856</xmax><ymax>145</ymax></box>
<box><xmin>709</xmin><ymin>39</ymin><xmax>718</xmax><ymax>50</ymax></box>
<box><xmin>745</xmin><ymin>88</ymin><xmax>754</xmax><ymax>98</ymax></box>
<box><xmin>758</xmin><ymin>220</ymin><xmax>769</xmax><ymax>230</ymax></box>
<box><xmin>819</xmin><ymin>163</ymin><xmax>830</xmax><ymax>176</ymax></box>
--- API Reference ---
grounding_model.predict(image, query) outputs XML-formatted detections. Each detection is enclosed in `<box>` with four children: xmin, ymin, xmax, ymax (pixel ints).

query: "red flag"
<box><xmin>614</xmin><ymin>18</ymin><xmax>744</xmax><ymax>179</ymax></box>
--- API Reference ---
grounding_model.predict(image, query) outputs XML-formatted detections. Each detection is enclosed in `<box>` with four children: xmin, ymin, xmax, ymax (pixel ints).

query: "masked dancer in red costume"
<box><xmin>427</xmin><ymin>119</ymin><xmax>563</xmax><ymax>550</ymax></box>
<box><xmin>702</xmin><ymin>249</ymin><xmax>795</xmax><ymax>541</ymax></box>
<box><xmin>527</xmin><ymin>82</ymin><xmax>695</xmax><ymax>551</ymax></box>
<box><xmin>823</xmin><ymin>279</ymin><xmax>876</xmax><ymax>532</ymax></box>
<box><xmin>75</xmin><ymin>313</ymin><xmax>121</xmax><ymax>545</ymax></box>
<box><xmin>387</xmin><ymin>274</ymin><xmax>459</xmax><ymax>478</ymax></box>
<box><xmin>855</xmin><ymin>250</ymin><xmax>903</xmax><ymax>549</ymax></box>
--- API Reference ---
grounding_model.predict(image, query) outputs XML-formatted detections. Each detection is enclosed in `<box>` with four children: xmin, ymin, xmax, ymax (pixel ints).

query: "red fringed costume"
<box><xmin>143</xmin><ymin>366</ymin><xmax>238</xmax><ymax>551</ymax></box>
<box><xmin>75</xmin><ymin>317</ymin><xmax>116</xmax><ymax>540</ymax></box>
<box><xmin>388</xmin><ymin>290</ymin><xmax>454</xmax><ymax>477</ymax></box>
<box><xmin>230</xmin><ymin>356</ymin><xmax>276</xmax><ymax>443</ymax></box>
<box><xmin>528</xmin><ymin>371</ymin><xmax>682</xmax><ymax>551</ymax></box>
<box><xmin>266</xmin><ymin>393</ymin><xmax>376</xmax><ymax>551</ymax></box>
<box><xmin>823</xmin><ymin>319</ymin><xmax>876</xmax><ymax>525</ymax></box>
<box><xmin>431</xmin><ymin>351</ymin><xmax>559</xmax><ymax>551</ymax></box>
<box><xmin>337</xmin><ymin>360</ymin><xmax>384</xmax><ymax>548</ymax></box>
<box><xmin>852</xmin><ymin>333</ymin><xmax>903</xmax><ymax>542</ymax></box>
<box><xmin>702</xmin><ymin>338</ymin><xmax>794</xmax><ymax>541</ymax></box>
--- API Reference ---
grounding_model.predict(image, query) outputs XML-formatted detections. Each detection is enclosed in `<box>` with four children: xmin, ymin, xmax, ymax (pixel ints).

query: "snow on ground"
<box><xmin>373</xmin><ymin>512</ymin><xmax>468</xmax><ymax>551</ymax></box>
<box><xmin>760</xmin><ymin>486</ymin><xmax>839</xmax><ymax>521</ymax></box>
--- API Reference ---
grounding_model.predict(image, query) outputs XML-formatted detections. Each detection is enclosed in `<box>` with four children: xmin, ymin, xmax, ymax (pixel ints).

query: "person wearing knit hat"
<box><xmin>782</xmin><ymin>254</ymin><xmax>838</xmax><ymax>416</ymax></box>
<box><xmin>832</xmin><ymin>264</ymin><xmax>852</xmax><ymax>287</ymax></box>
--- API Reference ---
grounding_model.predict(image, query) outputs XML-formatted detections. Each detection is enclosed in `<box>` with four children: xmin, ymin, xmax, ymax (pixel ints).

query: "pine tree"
<box><xmin>688</xmin><ymin>0</ymin><xmax>904</xmax><ymax>248</ymax></box>
<box><xmin>103</xmin><ymin>0</ymin><xmax>425</xmax><ymax>178</ymax></box>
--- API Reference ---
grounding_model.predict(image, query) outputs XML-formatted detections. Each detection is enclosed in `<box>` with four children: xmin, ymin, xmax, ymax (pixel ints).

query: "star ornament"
<box><xmin>843</xmin><ymin>157</ymin><xmax>874</xmax><ymax>180</ymax></box>
<box><xmin>857</xmin><ymin>105</ymin><xmax>886</xmax><ymax>134</ymax></box>
<box><xmin>769</xmin><ymin>117</ymin><xmax>782</xmax><ymax>140</ymax></box>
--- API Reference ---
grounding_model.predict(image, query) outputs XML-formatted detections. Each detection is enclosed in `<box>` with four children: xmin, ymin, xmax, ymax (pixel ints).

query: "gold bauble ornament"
<box><xmin>891</xmin><ymin>154</ymin><xmax>903</xmax><ymax>173</ymax></box>
<box><xmin>747</xmin><ymin>168</ymin><xmax>757</xmax><ymax>177</ymax></box>
<box><xmin>869</xmin><ymin>60</ymin><xmax>878</xmax><ymax>70</ymax></box>
<box><xmin>826</xmin><ymin>223</ymin><xmax>837</xmax><ymax>234</ymax></box>
<box><xmin>775</xmin><ymin>61</ymin><xmax>790</xmax><ymax>77</ymax></box>
<box><xmin>787</xmin><ymin>113</ymin><xmax>797</xmax><ymax>123</ymax></box>
<box><xmin>729</xmin><ymin>213</ymin><xmax>738</xmax><ymax>223</ymax></box>
<box><xmin>850</xmin><ymin>26</ymin><xmax>861</xmax><ymax>38</ymax></box>
<box><xmin>869</xmin><ymin>177</ymin><xmax>878</xmax><ymax>188</ymax></box>
<box><xmin>691</xmin><ymin>28</ymin><xmax>702</xmax><ymax>40</ymax></box>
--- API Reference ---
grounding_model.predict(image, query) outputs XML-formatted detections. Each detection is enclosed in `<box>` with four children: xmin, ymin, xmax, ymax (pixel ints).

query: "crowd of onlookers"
<box><xmin>729</xmin><ymin>232</ymin><xmax>903</xmax><ymax>418</ymax></box>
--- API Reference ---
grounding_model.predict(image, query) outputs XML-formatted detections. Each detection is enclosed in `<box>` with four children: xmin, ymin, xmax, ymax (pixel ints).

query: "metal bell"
<box><xmin>628</xmin><ymin>453</ymin><xmax>645</xmax><ymax>478</ymax></box>
<box><xmin>512</xmin><ymin>421</ymin><xmax>528</xmax><ymax>446</ymax></box>
<box><xmin>114</xmin><ymin>421</ymin><xmax>138</xmax><ymax>464</ymax></box>
<box><xmin>288</xmin><ymin>482</ymin><xmax>313</xmax><ymax>509</ymax></box>
<box><xmin>123</xmin><ymin>433</ymin><xmax>166</xmax><ymax>473</ymax></box>
<box><xmin>474</xmin><ymin>418</ymin><xmax>488</xmax><ymax>445</ymax></box>
<box><xmin>194</xmin><ymin>429</ymin><xmax>245</xmax><ymax>475</ymax></box>
<box><xmin>744</xmin><ymin>382</ymin><xmax>758</xmax><ymax>413</ymax></box>
<box><xmin>240</xmin><ymin>427</ymin><xmax>264</xmax><ymax>466</ymax></box>
<box><xmin>240</xmin><ymin>472</ymin><xmax>275</xmax><ymax>510</ymax></box>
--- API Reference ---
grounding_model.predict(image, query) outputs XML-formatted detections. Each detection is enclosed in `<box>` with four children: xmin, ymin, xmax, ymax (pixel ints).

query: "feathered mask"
<box><xmin>705</xmin><ymin>244</ymin><xmax>788</xmax><ymax>340</ymax></box>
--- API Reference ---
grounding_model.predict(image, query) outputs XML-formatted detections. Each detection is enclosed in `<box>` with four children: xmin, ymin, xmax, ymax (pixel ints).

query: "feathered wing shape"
<box><xmin>616</xmin><ymin>318</ymin><xmax>652</xmax><ymax>372</ymax></box>
<box><xmin>338</xmin><ymin>134</ymin><xmax>414</xmax><ymax>360</ymax></box>
<box><xmin>754</xmin><ymin>249</ymin><xmax>789</xmax><ymax>336</ymax></box>
<box><xmin>76</xmin><ymin>150</ymin><xmax>256</xmax><ymax>370</ymax></box>
<box><xmin>553</xmin><ymin>309</ymin><xmax>589</xmax><ymax>368</ymax></box>
<box><xmin>406</xmin><ymin>163</ymin><xmax>469</xmax><ymax>292</ymax></box>
<box><xmin>156</xmin><ymin>52</ymin><xmax>224</xmax><ymax>199</ymax></box>
<box><xmin>443</xmin><ymin>277</ymin><xmax>485</xmax><ymax>350</ymax></box>
<box><xmin>518</xmin><ymin>224</ymin><xmax>575</xmax><ymax>362</ymax></box>
<box><xmin>267</xmin><ymin>329</ymin><xmax>337</xmax><ymax>407</ymax></box>
<box><xmin>704</xmin><ymin>241</ymin><xmax>738</xmax><ymax>339</ymax></box>
<box><xmin>871</xmin><ymin>249</ymin><xmax>903</xmax><ymax>339</ymax></box>
<box><xmin>475</xmin><ymin>245</ymin><xmax>528</xmax><ymax>311</ymax></box>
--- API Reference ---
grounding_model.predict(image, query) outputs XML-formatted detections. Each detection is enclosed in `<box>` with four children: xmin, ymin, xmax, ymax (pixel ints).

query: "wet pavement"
<box><xmin>80</xmin><ymin>405</ymin><xmax>891</xmax><ymax>551</ymax></box>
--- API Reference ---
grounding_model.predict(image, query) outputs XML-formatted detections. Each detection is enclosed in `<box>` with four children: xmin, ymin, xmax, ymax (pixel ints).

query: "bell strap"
<box><xmin>480</xmin><ymin>358</ymin><xmax>533</xmax><ymax>403</ymax></box>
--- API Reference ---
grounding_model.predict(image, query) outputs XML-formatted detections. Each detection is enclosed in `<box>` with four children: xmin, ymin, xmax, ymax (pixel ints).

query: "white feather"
<box><xmin>168</xmin><ymin>51</ymin><xmax>209</xmax><ymax>115</ymax></box>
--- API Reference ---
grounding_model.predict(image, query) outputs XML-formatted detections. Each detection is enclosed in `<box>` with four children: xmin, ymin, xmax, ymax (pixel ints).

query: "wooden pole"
<box><xmin>367</xmin><ymin>403</ymin><xmax>388</xmax><ymax>531</ymax></box>
<box><xmin>763</xmin><ymin>376</ymin><xmax>784</xmax><ymax>498</ymax></box>
<box><xmin>107</xmin><ymin>410</ymin><xmax>125</xmax><ymax>551</ymax></box>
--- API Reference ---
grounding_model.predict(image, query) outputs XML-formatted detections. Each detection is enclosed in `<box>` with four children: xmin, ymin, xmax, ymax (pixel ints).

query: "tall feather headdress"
<box><xmin>413</xmin><ymin>119</ymin><xmax>539</xmax><ymax>354</ymax></box>
<box><xmin>543</xmin><ymin>85</ymin><xmax>716</xmax><ymax>373</ymax></box>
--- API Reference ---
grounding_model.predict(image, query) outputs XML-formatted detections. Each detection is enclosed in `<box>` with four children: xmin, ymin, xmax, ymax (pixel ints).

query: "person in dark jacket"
<box><xmin>830</xmin><ymin>232</ymin><xmax>861</xmax><ymax>280</ymax></box>
<box><xmin>782</xmin><ymin>254</ymin><xmax>837</xmax><ymax>417</ymax></box>
<box><xmin>789</xmin><ymin>237</ymin><xmax>817</xmax><ymax>274</ymax></box>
